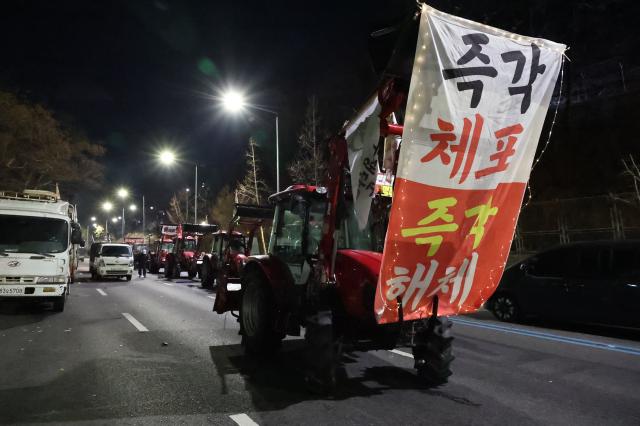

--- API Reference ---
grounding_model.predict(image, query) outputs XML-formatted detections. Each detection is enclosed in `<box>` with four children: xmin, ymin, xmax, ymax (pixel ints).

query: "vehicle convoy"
<box><xmin>164</xmin><ymin>223</ymin><xmax>218</xmax><ymax>279</ymax></box>
<box><xmin>201</xmin><ymin>203</ymin><xmax>272</xmax><ymax>294</ymax></box>
<box><xmin>488</xmin><ymin>241</ymin><xmax>640</xmax><ymax>328</ymax></box>
<box><xmin>90</xmin><ymin>243</ymin><xmax>134</xmax><ymax>281</ymax></box>
<box><xmin>0</xmin><ymin>189</ymin><xmax>85</xmax><ymax>312</ymax></box>
<box><xmin>148</xmin><ymin>224</ymin><xmax>176</xmax><ymax>274</ymax></box>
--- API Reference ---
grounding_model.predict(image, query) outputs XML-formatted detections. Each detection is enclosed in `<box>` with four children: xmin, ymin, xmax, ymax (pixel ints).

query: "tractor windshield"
<box><xmin>338</xmin><ymin>199</ymin><xmax>387</xmax><ymax>253</ymax></box>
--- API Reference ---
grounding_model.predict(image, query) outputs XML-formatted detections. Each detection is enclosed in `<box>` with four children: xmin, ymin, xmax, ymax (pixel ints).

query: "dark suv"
<box><xmin>488</xmin><ymin>241</ymin><xmax>640</xmax><ymax>328</ymax></box>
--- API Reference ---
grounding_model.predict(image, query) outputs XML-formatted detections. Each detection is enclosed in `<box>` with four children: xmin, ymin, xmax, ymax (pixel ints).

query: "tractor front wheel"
<box><xmin>240</xmin><ymin>271</ymin><xmax>282</xmax><ymax>356</ymax></box>
<box><xmin>304</xmin><ymin>309</ymin><xmax>342</xmax><ymax>394</ymax></box>
<box><xmin>164</xmin><ymin>256</ymin><xmax>174</xmax><ymax>279</ymax></box>
<box><xmin>200</xmin><ymin>259</ymin><xmax>213</xmax><ymax>288</ymax></box>
<box><xmin>412</xmin><ymin>316</ymin><xmax>454</xmax><ymax>386</ymax></box>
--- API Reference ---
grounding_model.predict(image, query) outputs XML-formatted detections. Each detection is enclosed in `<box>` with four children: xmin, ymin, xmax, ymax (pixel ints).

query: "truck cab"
<box><xmin>0</xmin><ymin>189</ymin><xmax>84</xmax><ymax>312</ymax></box>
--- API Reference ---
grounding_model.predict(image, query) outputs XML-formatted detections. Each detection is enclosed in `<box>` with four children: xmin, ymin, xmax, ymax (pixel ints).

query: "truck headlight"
<box><xmin>99</xmin><ymin>259</ymin><xmax>105</xmax><ymax>267</ymax></box>
<box><xmin>129</xmin><ymin>260</ymin><xmax>134</xmax><ymax>267</ymax></box>
<box><xmin>37</xmin><ymin>275</ymin><xmax>66</xmax><ymax>284</ymax></box>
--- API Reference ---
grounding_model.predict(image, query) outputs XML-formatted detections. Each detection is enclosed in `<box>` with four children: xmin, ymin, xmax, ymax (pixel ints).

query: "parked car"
<box><xmin>487</xmin><ymin>241</ymin><xmax>640</xmax><ymax>328</ymax></box>
<box><xmin>90</xmin><ymin>243</ymin><xmax>134</xmax><ymax>281</ymax></box>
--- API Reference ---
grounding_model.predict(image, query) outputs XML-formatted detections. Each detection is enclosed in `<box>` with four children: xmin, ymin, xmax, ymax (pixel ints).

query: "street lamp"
<box><xmin>157</xmin><ymin>149</ymin><xmax>200</xmax><ymax>223</ymax></box>
<box><xmin>220</xmin><ymin>88</ymin><xmax>280</xmax><ymax>191</ymax></box>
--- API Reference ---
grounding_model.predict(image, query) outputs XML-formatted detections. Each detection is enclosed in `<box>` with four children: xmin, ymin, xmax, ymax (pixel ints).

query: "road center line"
<box><xmin>96</xmin><ymin>289</ymin><xmax>107</xmax><ymax>296</ymax></box>
<box><xmin>207</xmin><ymin>295</ymin><xmax>215</xmax><ymax>299</ymax></box>
<box><xmin>162</xmin><ymin>282</ymin><xmax>174</xmax><ymax>286</ymax></box>
<box><xmin>230</xmin><ymin>413</ymin><xmax>259</xmax><ymax>426</ymax></box>
<box><xmin>122</xmin><ymin>313</ymin><xmax>149</xmax><ymax>332</ymax></box>
<box><xmin>389</xmin><ymin>348</ymin><xmax>413</xmax><ymax>358</ymax></box>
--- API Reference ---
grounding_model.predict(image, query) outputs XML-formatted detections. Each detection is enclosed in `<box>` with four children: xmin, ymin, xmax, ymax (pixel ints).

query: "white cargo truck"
<box><xmin>0</xmin><ymin>189</ymin><xmax>84</xmax><ymax>312</ymax></box>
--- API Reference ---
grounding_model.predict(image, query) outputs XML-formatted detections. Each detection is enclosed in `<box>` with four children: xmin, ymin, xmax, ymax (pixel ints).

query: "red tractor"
<box><xmin>208</xmin><ymin>204</ymin><xmax>273</xmax><ymax>304</ymax></box>
<box><xmin>214</xmin><ymin>78</ymin><xmax>456</xmax><ymax>391</ymax></box>
<box><xmin>164</xmin><ymin>223</ymin><xmax>218</xmax><ymax>279</ymax></box>
<box><xmin>148</xmin><ymin>224</ymin><xmax>177</xmax><ymax>274</ymax></box>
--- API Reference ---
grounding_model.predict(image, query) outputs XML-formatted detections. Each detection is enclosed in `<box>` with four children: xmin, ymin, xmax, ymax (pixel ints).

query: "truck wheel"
<box><xmin>304</xmin><ymin>309</ymin><xmax>341</xmax><ymax>394</ymax></box>
<box><xmin>126</xmin><ymin>275</ymin><xmax>132</xmax><ymax>281</ymax></box>
<box><xmin>412</xmin><ymin>316</ymin><xmax>454</xmax><ymax>386</ymax></box>
<box><xmin>52</xmin><ymin>294</ymin><xmax>66</xmax><ymax>312</ymax></box>
<box><xmin>240</xmin><ymin>272</ymin><xmax>282</xmax><ymax>356</ymax></box>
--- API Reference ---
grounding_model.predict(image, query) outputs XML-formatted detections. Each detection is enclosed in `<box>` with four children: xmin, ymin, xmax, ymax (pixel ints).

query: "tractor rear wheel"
<box><xmin>412</xmin><ymin>316</ymin><xmax>454</xmax><ymax>386</ymax></box>
<box><xmin>304</xmin><ymin>309</ymin><xmax>342</xmax><ymax>394</ymax></box>
<box><xmin>240</xmin><ymin>271</ymin><xmax>282</xmax><ymax>356</ymax></box>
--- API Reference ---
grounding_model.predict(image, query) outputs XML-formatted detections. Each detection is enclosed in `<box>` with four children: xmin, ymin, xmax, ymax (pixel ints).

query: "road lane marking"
<box><xmin>230</xmin><ymin>413</ymin><xmax>259</xmax><ymax>426</ymax></box>
<box><xmin>452</xmin><ymin>317</ymin><xmax>640</xmax><ymax>356</ymax></box>
<box><xmin>207</xmin><ymin>296</ymin><xmax>215</xmax><ymax>299</ymax></box>
<box><xmin>96</xmin><ymin>289</ymin><xmax>107</xmax><ymax>296</ymax></box>
<box><xmin>162</xmin><ymin>282</ymin><xmax>174</xmax><ymax>286</ymax></box>
<box><xmin>389</xmin><ymin>348</ymin><xmax>413</xmax><ymax>358</ymax></box>
<box><xmin>122</xmin><ymin>313</ymin><xmax>149</xmax><ymax>332</ymax></box>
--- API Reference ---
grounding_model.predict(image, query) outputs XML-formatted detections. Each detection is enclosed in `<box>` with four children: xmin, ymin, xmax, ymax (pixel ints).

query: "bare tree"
<box><xmin>622</xmin><ymin>154</ymin><xmax>640</xmax><ymax>205</ymax></box>
<box><xmin>288</xmin><ymin>95</ymin><xmax>327</xmax><ymax>186</ymax></box>
<box><xmin>166</xmin><ymin>193</ymin><xmax>186</xmax><ymax>224</ymax></box>
<box><xmin>235</xmin><ymin>137</ymin><xmax>271</xmax><ymax>204</ymax></box>
<box><xmin>209</xmin><ymin>185</ymin><xmax>235</xmax><ymax>226</ymax></box>
<box><xmin>235</xmin><ymin>137</ymin><xmax>272</xmax><ymax>253</ymax></box>
<box><xmin>0</xmin><ymin>91</ymin><xmax>105</xmax><ymax>193</ymax></box>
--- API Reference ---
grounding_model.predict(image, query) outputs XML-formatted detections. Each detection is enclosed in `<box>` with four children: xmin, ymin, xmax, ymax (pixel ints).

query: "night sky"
<box><xmin>1</xmin><ymin>0</ymin><xmax>639</xmax><ymax>222</ymax></box>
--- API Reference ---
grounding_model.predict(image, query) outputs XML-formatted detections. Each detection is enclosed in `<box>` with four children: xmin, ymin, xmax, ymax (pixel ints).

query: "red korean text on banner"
<box><xmin>375</xmin><ymin>5</ymin><xmax>566</xmax><ymax>324</ymax></box>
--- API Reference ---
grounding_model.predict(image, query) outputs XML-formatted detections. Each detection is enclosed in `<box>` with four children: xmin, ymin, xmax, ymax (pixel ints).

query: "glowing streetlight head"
<box><xmin>111</xmin><ymin>217</ymin><xmax>118</xmax><ymax>223</ymax></box>
<box><xmin>221</xmin><ymin>90</ymin><xmax>246</xmax><ymax>113</ymax></box>
<box><xmin>117</xmin><ymin>188</ymin><xmax>128</xmax><ymax>199</ymax></box>
<box><xmin>102</xmin><ymin>201</ymin><xmax>113</xmax><ymax>212</ymax></box>
<box><xmin>159</xmin><ymin>149</ymin><xmax>176</xmax><ymax>166</ymax></box>
<box><xmin>90</xmin><ymin>216</ymin><xmax>97</xmax><ymax>222</ymax></box>
<box><xmin>129</xmin><ymin>204</ymin><xmax>137</xmax><ymax>211</ymax></box>
<box><xmin>186</xmin><ymin>188</ymin><xmax>190</xmax><ymax>192</ymax></box>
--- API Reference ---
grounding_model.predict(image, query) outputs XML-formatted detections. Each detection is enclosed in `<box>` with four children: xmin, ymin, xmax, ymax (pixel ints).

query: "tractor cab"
<box><xmin>267</xmin><ymin>185</ymin><xmax>327</xmax><ymax>285</ymax></box>
<box><xmin>212</xmin><ymin>203</ymin><xmax>273</xmax><ymax>312</ymax></box>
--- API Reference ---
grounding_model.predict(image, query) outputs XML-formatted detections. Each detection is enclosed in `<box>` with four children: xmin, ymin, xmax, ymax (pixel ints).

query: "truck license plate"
<box><xmin>0</xmin><ymin>287</ymin><xmax>24</xmax><ymax>295</ymax></box>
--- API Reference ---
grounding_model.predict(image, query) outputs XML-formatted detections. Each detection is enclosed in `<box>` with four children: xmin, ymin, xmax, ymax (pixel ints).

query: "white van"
<box><xmin>92</xmin><ymin>243</ymin><xmax>133</xmax><ymax>281</ymax></box>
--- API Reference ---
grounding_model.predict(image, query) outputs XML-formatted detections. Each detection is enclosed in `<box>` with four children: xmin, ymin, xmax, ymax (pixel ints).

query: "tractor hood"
<box><xmin>336</xmin><ymin>249</ymin><xmax>382</xmax><ymax>278</ymax></box>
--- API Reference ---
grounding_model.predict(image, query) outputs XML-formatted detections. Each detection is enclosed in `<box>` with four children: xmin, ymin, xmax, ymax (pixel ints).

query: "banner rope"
<box><xmin>523</xmin><ymin>54</ymin><xmax>566</xmax><ymax>209</ymax></box>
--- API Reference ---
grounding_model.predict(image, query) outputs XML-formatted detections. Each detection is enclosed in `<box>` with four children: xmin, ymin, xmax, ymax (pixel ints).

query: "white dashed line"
<box><xmin>96</xmin><ymin>289</ymin><xmax>107</xmax><ymax>296</ymax></box>
<box><xmin>207</xmin><ymin>296</ymin><xmax>215</xmax><ymax>299</ymax></box>
<box><xmin>389</xmin><ymin>349</ymin><xmax>414</xmax><ymax>359</ymax></box>
<box><xmin>230</xmin><ymin>413</ymin><xmax>259</xmax><ymax>426</ymax></box>
<box><xmin>122</xmin><ymin>313</ymin><xmax>149</xmax><ymax>332</ymax></box>
<box><xmin>162</xmin><ymin>282</ymin><xmax>174</xmax><ymax>286</ymax></box>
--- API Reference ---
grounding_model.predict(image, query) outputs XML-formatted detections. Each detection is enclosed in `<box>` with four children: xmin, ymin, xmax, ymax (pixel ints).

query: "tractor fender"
<box><xmin>334</xmin><ymin>249</ymin><xmax>382</xmax><ymax>322</ymax></box>
<box><xmin>243</xmin><ymin>255</ymin><xmax>296</xmax><ymax>309</ymax></box>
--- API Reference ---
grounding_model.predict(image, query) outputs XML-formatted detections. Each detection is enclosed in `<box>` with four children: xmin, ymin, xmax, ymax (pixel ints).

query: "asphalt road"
<box><xmin>1</xmin><ymin>263</ymin><xmax>639</xmax><ymax>425</ymax></box>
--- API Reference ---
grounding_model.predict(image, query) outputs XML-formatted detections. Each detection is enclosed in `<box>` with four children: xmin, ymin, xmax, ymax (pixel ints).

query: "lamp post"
<box><xmin>102</xmin><ymin>201</ymin><xmax>113</xmax><ymax>241</ymax></box>
<box><xmin>158</xmin><ymin>150</ymin><xmax>199</xmax><ymax>223</ymax></box>
<box><xmin>117</xmin><ymin>188</ymin><xmax>128</xmax><ymax>242</ymax></box>
<box><xmin>220</xmin><ymin>89</ymin><xmax>280</xmax><ymax>191</ymax></box>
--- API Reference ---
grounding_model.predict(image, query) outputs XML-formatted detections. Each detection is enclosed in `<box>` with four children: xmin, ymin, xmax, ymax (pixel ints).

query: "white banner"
<box><xmin>376</xmin><ymin>4</ymin><xmax>566</xmax><ymax>323</ymax></box>
<box><xmin>345</xmin><ymin>95</ymin><xmax>381</xmax><ymax>230</ymax></box>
